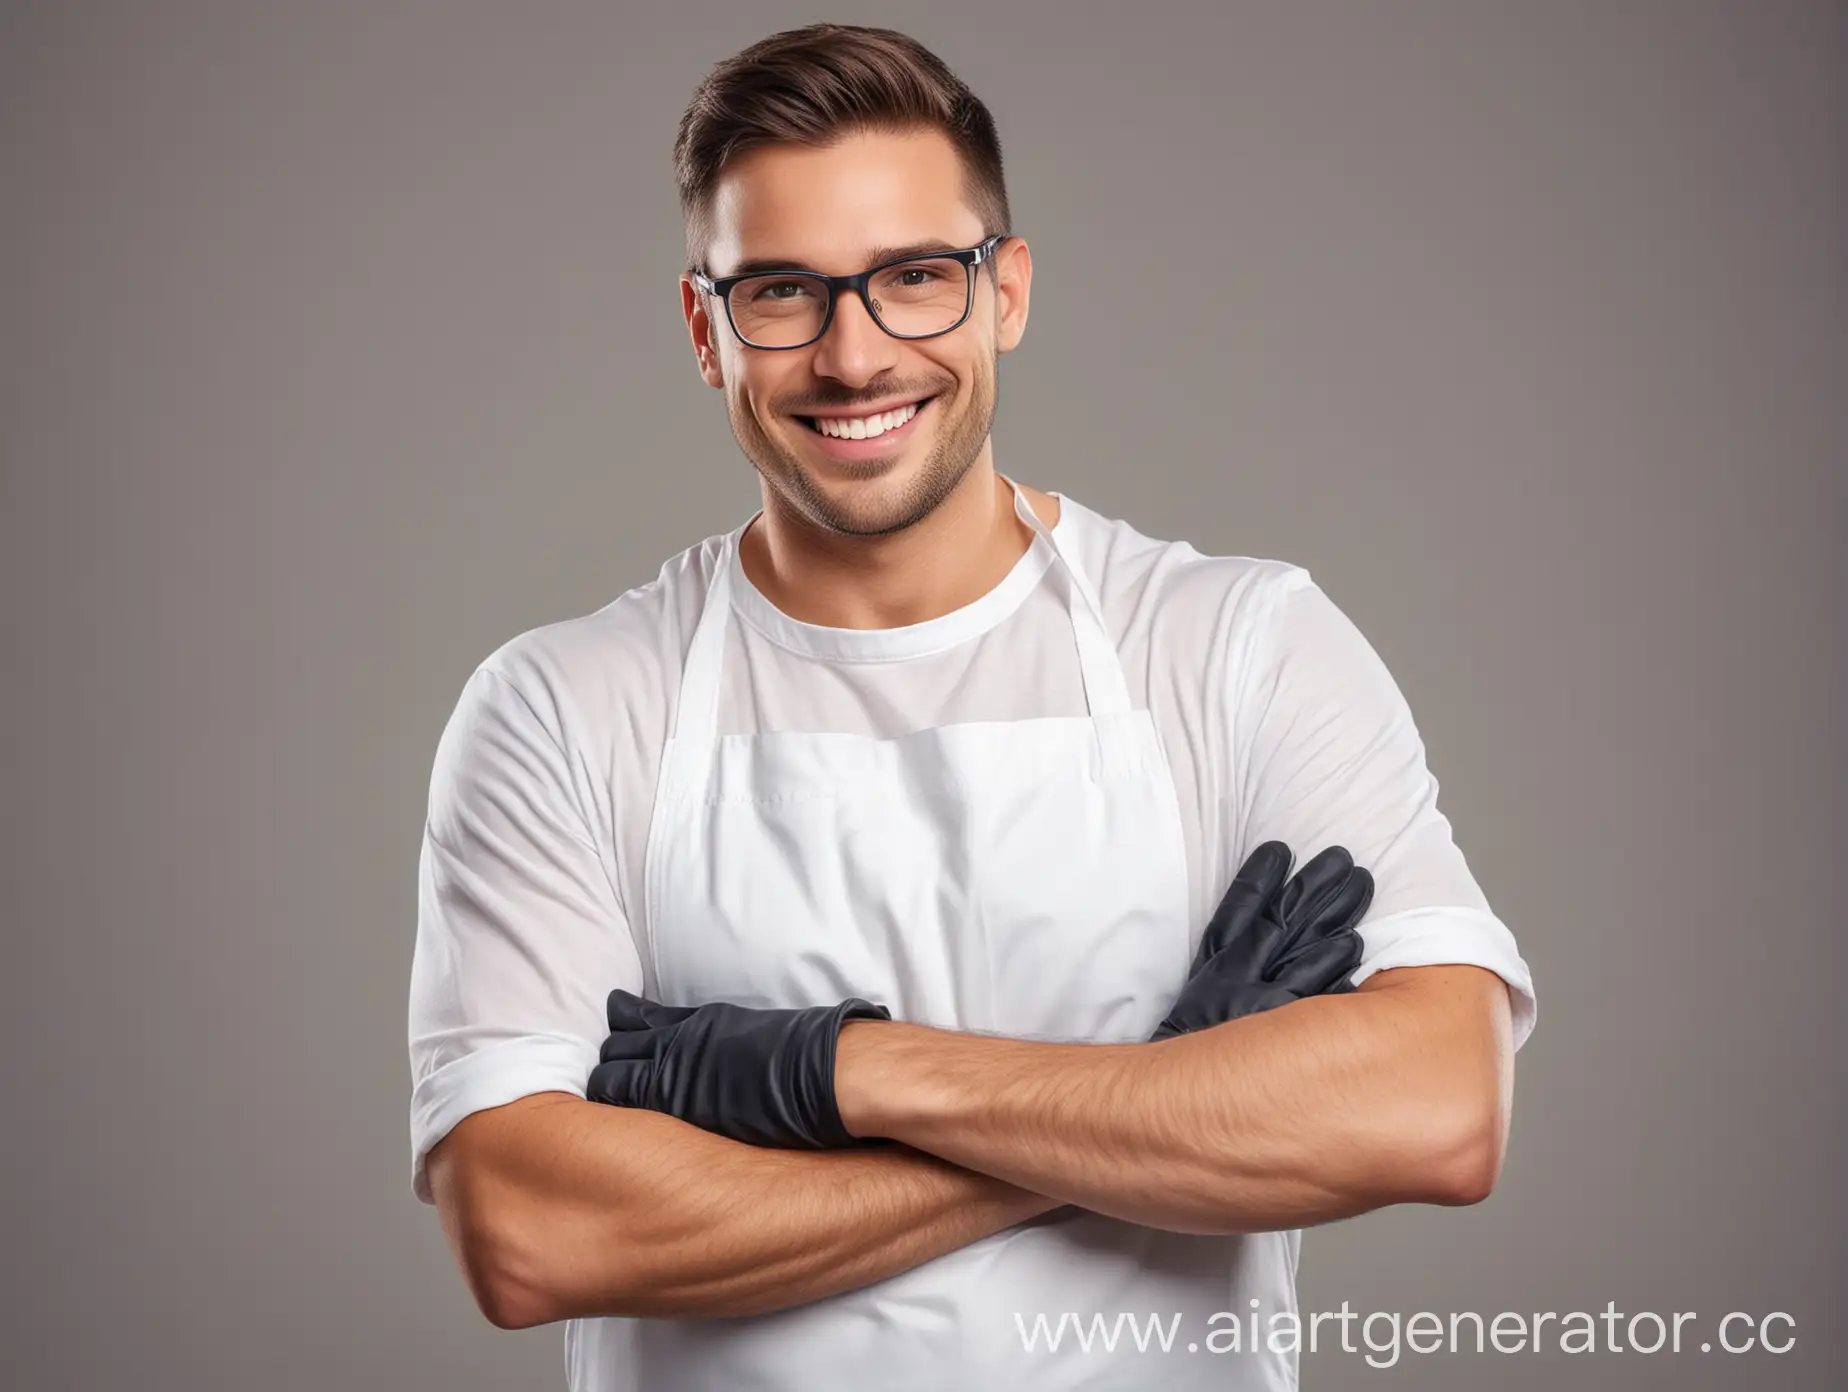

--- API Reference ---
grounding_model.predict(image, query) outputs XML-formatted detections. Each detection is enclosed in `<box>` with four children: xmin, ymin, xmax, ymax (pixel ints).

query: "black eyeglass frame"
<box><xmin>692</xmin><ymin>234</ymin><xmax>1009</xmax><ymax>351</ymax></box>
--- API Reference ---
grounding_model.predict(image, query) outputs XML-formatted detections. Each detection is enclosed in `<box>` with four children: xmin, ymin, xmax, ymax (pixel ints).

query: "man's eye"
<box><xmin>753</xmin><ymin>281</ymin><xmax>811</xmax><ymax>302</ymax></box>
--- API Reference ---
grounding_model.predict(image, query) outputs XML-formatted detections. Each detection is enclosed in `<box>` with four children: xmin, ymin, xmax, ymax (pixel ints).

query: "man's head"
<box><xmin>675</xmin><ymin>24</ymin><xmax>1030</xmax><ymax>538</ymax></box>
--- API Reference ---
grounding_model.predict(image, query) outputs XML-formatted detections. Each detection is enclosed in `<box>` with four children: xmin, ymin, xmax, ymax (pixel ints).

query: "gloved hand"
<box><xmin>585</xmin><ymin>991</ymin><xmax>892</xmax><ymax>1149</ymax></box>
<box><xmin>1151</xmin><ymin>840</ymin><xmax>1372</xmax><ymax>1040</ymax></box>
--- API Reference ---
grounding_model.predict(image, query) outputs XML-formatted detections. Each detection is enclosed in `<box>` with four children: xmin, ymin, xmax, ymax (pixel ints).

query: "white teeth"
<box><xmin>812</xmin><ymin>400</ymin><xmax>922</xmax><ymax>439</ymax></box>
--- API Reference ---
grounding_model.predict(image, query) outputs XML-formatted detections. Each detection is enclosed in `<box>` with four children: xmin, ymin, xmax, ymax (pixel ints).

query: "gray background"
<box><xmin>4</xmin><ymin>1</ymin><xmax>1843</xmax><ymax>1388</ymax></box>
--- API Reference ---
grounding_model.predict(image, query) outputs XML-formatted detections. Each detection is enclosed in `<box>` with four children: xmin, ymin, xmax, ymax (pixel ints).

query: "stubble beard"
<box><xmin>733</xmin><ymin>352</ymin><xmax>999</xmax><ymax>538</ymax></box>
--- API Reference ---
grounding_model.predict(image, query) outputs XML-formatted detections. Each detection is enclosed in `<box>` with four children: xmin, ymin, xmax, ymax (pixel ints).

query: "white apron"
<box><xmin>567</xmin><ymin>479</ymin><xmax>1299</xmax><ymax>1391</ymax></box>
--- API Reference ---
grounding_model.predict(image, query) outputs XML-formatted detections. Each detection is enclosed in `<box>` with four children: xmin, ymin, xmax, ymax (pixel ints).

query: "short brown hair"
<box><xmin>674</xmin><ymin>23</ymin><xmax>1011</xmax><ymax>273</ymax></box>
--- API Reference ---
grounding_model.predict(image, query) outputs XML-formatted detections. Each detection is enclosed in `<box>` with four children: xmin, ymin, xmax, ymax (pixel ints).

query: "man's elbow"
<box><xmin>1418</xmin><ymin>1094</ymin><xmax>1508</xmax><ymax>1207</ymax></box>
<box><xmin>428</xmin><ymin>1128</ymin><xmax>579</xmax><ymax>1330</ymax></box>
<box><xmin>459</xmin><ymin>1225</ymin><xmax>560</xmax><ymax>1331</ymax></box>
<box><xmin>1367</xmin><ymin>964</ymin><xmax>1516</xmax><ymax>1208</ymax></box>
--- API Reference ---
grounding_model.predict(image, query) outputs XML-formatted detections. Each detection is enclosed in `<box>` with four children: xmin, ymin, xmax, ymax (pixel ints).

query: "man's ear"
<box><xmin>681</xmin><ymin>276</ymin><xmax>726</xmax><ymax>388</ymax></box>
<box><xmin>993</xmin><ymin>236</ymin><xmax>1032</xmax><ymax>355</ymax></box>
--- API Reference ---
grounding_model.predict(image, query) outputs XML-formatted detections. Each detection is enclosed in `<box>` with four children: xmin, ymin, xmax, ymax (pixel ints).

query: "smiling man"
<box><xmin>408</xmin><ymin>23</ymin><xmax>1536</xmax><ymax>1392</ymax></box>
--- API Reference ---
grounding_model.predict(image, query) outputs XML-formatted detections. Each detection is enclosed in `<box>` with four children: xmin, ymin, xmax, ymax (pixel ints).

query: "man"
<box><xmin>408</xmin><ymin>22</ymin><xmax>1536</xmax><ymax>1391</ymax></box>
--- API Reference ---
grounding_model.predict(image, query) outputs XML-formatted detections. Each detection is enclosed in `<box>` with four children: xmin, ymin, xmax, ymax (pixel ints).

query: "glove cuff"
<box><xmin>812</xmin><ymin>997</ymin><xmax>892</xmax><ymax>1148</ymax></box>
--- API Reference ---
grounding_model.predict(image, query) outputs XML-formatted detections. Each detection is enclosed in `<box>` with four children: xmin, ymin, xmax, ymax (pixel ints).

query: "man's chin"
<box><xmin>763</xmin><ymin>457</ymin><xmax>945</xmax><ymax>538</ymax></box>
<box><xmin>794</xmin><ymin>449</ymin><xmax>905</xmax><ymax>484</ymax></box>
<box><xmin>792</xmin><ymin>473</ymin><xmax>925</xmax><ymax>536</ymax></box>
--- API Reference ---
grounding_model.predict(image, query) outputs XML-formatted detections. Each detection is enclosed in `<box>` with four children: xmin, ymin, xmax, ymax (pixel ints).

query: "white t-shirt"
<box><xmin>409</xmin><ymin>490</ymin><xmax>1536</xmax><ymax>1204</ymax></box>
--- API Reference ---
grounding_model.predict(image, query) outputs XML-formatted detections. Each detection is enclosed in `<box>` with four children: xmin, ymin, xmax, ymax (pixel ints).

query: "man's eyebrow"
<box><xmin>718</xmin><ymin>241</ymin><xmax>964</xmax><ymax>278</ymax></box>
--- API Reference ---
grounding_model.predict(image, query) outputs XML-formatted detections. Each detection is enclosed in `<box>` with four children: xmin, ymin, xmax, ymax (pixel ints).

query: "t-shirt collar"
<box><xmin>727</xmin><ymin>492</ymin><xmax>1072</xmax><ymax>664</ymax></box>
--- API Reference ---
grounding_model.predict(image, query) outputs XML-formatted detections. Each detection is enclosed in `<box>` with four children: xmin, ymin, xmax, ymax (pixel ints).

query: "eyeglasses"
<box><xmin>693</xmin><ymin>234</ymin><xmax>1008</xmax><ymax>351</ymax></box>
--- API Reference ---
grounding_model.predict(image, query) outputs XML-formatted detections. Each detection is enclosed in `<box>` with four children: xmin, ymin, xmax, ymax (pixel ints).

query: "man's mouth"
<box><xmin>797</xmin><ymin>395</ymin><xmax>936</xmax><ymax>440</ymax></box>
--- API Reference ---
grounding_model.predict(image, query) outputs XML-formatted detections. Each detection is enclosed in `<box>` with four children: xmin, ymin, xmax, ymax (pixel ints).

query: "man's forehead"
<box><xmin>704</xmin><ymin>130</ymin><xmax>983</xmax><ymax>276</ymax></box>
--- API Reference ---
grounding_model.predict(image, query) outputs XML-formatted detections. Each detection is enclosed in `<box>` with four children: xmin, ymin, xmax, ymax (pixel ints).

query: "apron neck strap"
<box><xmin>1001</xmin><ymin>476</ymin><xmax>1132</xmax><ymax>719</ymax></box>
<box><xmin>667</xmin><ymin>529</ymin><xmax>739</xmax><ymax>767</ymax></box>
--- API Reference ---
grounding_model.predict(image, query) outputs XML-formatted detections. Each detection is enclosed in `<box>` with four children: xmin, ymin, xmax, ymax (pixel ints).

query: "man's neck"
<box><xmin>740</xmin><ymin>464</ymin><xmax>1062</xmax><ymax>631</ymax></box>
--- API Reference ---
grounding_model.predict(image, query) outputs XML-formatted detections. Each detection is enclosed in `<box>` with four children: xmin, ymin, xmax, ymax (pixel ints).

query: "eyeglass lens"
<box><xmin>727</xmin><ymin>257</ymin><xmax>970</xmax><ymax>347</ymax></box>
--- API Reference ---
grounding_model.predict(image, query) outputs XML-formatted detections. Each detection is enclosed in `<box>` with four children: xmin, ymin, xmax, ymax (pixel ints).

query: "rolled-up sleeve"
<box><xmin>1235</xmin><ymin>571</ymin><xmax>1536</xmax><ymax>1048</ymax></box>
<box><xmin>407</xmin><ymin>661</ymin><xmax>640</xmax><ymax>1203</ymax></box>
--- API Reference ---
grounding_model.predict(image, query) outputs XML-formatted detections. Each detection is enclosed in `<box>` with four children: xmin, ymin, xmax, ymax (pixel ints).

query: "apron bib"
<box><xmin>573</xmin><ymin>480</ymin><xmax>1289</xmax><ymax>1390</ymax></box>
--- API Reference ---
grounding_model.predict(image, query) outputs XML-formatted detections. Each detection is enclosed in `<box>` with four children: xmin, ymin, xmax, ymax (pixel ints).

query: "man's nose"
<box><xmin>807</xmin><ymin>285</ymin><xmax>899</xmax><ymax>384</ymax></box>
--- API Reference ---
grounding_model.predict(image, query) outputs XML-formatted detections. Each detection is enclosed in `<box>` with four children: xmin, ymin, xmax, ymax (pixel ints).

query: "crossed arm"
<box><xmin>428</xmin><ymin>961</ymin><xmax>1512</xmax><ymax>1329</ymax></box>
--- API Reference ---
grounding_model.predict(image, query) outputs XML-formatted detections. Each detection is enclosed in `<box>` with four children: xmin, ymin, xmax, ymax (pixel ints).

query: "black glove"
<box><xmin>585</xmin><ymin>990</ymin><xmax>892</xmax><ymax>1149</ymax></box>
<box><xmin>1151</xmin><ymin>841</ymin><xmax>1372</xmax><ymax>1041</ymax></box>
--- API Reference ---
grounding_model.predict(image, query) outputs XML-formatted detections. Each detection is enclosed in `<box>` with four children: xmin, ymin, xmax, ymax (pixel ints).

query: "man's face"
<box><xmin>683</xmin><ymin>128</ymin><xmax>1030</xmax><ymax>537</ymax></box>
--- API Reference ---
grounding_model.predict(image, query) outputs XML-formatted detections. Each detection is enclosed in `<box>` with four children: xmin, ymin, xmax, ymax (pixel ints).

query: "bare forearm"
<box><xmin>835</xmin><ymin>966</ymin><xmax>1513</xmax><ymax>1235</ymax></box>
<box><xmin>428</xmin><ymin>1092</ymin><xmax>1064</xmax><ymax>1327</ymax></box>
